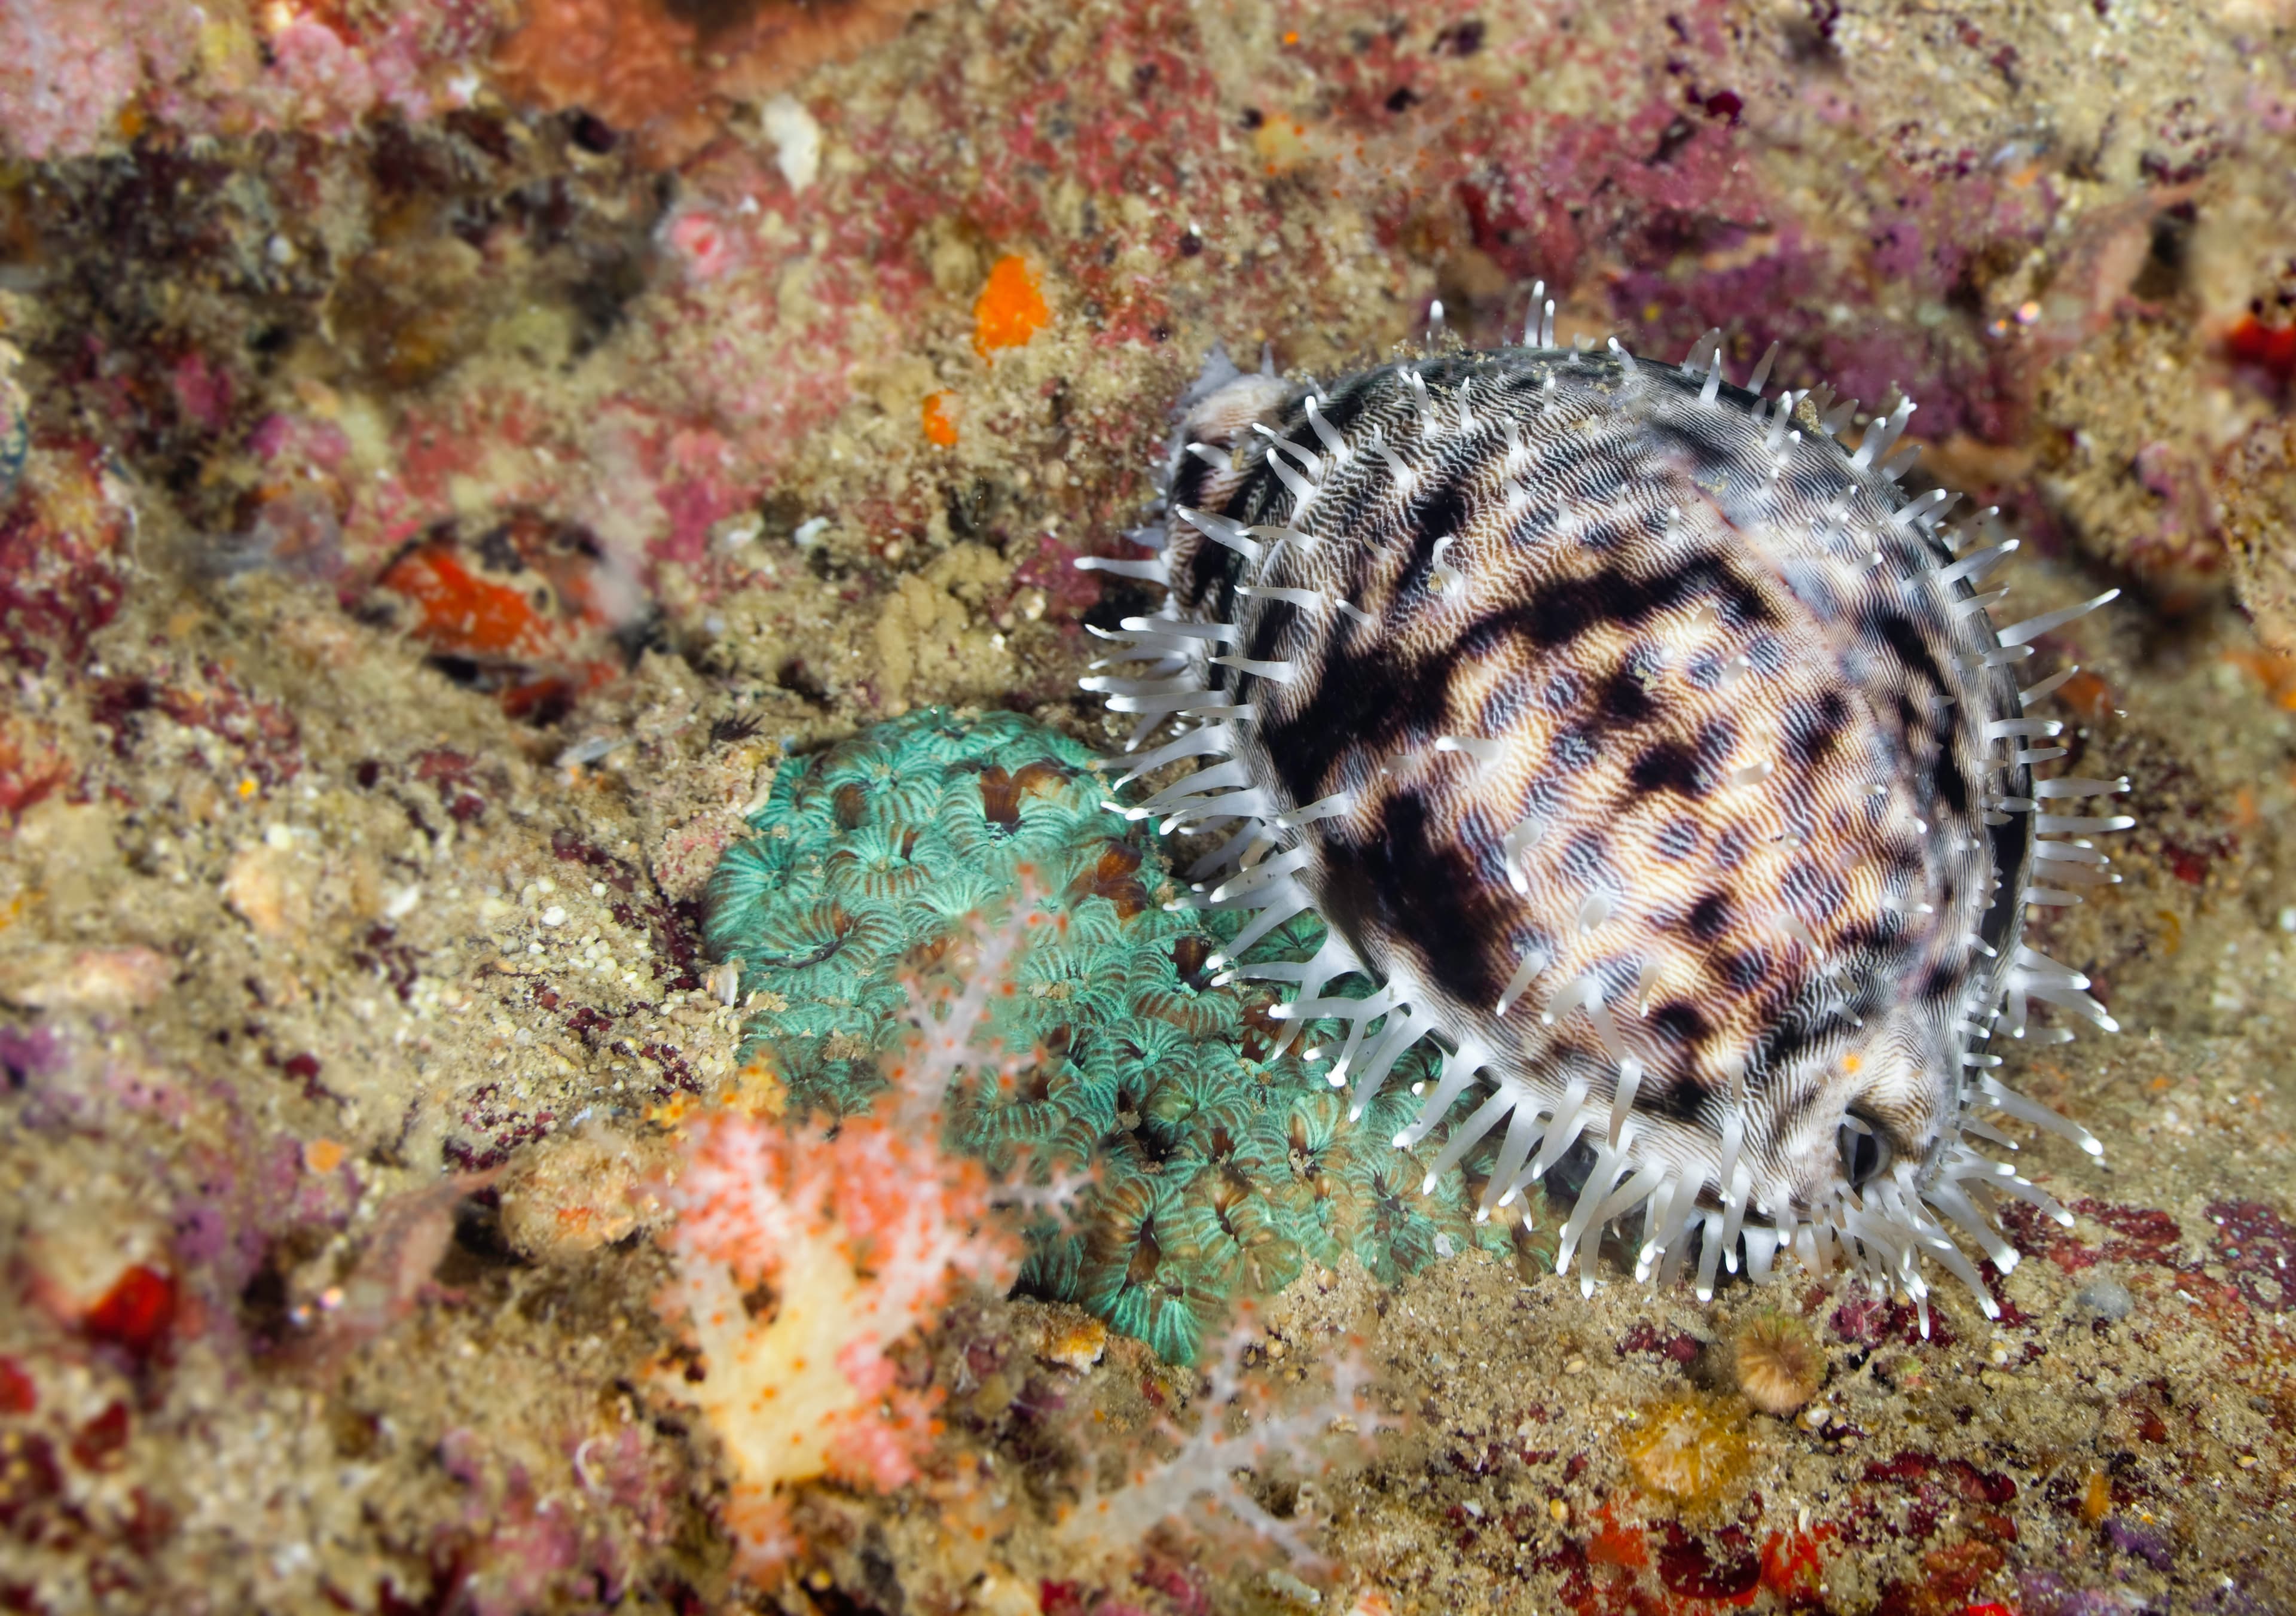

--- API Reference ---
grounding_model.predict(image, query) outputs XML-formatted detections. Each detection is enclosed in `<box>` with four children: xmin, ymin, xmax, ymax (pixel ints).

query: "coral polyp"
<box><xmin>701</xmin><ymin>709</ymin><xmax>1528</xmax><ymax>1362</ymax></box>
<box><xmin>1623</xmin><ymin>1391</ymin><xmax>1753</xmax><ymax>1510</ymax></box>
<box><xmin>1729</xmin><ymin>1307</ymin><xmax>1827</xmax><ymax>1416</ymax></box>
<box><xmin>1081</xmin><ymin>318</ymin><xmax>2133</xmax><ymax>1324</ymax></box>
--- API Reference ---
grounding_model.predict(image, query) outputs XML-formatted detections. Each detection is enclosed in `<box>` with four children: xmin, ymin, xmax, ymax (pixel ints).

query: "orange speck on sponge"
<box><xmin>1250</xmin><ymin>115</ymin><xmax>1312</xmax><ymax>174</ymax></box>
<box><xmin>921</xmin><ymin>389</ymin><xmax>961</xmax><ymax>446</ymax></box>
<box><xmin>304</xmin><ymin>1138</ymin><xmax>347</xmax><ymax>1175</ymax></box>
<box><xmin>973</xmin><ymin>256</ymin><xmax>1050</xmax><ymax>358</ymax></box>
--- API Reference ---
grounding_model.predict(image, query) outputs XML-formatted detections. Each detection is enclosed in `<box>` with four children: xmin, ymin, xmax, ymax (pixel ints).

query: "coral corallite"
<box><xmin>1623</xmin><ymin>1391</ymin><xmax>1752</xmax><ymax>1510</ymax></box>
<box><xmin>1081</xmin><ymin>317</ymin><xmax>2136</xmax><ymax>1322</ymax></box>
<box><xmin>654</xmin><ymin>1089</ymin><xmax>1016</xmax><ymax>1575</ymax></box>
<box><xmin>1729</xmin><ymin>1307</ymin><xmax>1825</xmax><ymax>1416</ymax></box>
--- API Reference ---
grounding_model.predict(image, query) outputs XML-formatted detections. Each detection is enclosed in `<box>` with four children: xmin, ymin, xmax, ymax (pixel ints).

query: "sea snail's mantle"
<box><xmin>1079</xmin><ymin>315</ymin><xmax>2131</xmax><ymax>1328</ymax></box>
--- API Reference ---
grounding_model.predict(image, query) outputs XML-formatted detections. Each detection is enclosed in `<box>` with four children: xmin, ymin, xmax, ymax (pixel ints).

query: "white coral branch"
<box><xmin>886</xmin><ymin>886</ymin><xmax>1045</xmax><ymax>1129</ymax></box>
<box><xmin>1055</xmin><ymin>1306</ymin><xmax>1391</xmax><ymax>1575</ymax></box>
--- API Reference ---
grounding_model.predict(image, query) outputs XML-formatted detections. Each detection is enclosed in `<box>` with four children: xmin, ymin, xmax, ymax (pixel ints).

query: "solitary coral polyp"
<box><xmin>1623</xmin><ymin>1391</ymin><xmax>1752</xmax><ymax>1508</ymax></box>
<box><xmin>1730</xmin><ymin>1307</ymin><xmax>1825</xmax><ymax>1416</ymax></box>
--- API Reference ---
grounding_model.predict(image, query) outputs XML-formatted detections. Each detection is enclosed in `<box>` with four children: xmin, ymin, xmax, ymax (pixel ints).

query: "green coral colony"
<box><xmin>703</xmin><ymin>708</ymin><xmax>1546</xmax><ymax>1362</ymax></box>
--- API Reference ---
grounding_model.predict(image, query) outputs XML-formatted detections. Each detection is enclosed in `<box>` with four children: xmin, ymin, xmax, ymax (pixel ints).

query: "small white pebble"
<box><xmin>1263</xmin><ymin>1567</ymin><xmax>1321</xmax><ymax>1607</ymax></box>
<box><xmin>1562</xmin><ymin>1356</ymin><xmax>1587</xmax><ymax>1376</ymax></box>
<box><xmin>2279</xmin><ymin>905</ymin><xmax>2295</xmax><ymax>934</ymax></box>
<box><xmin>761</xmin><ymin>93</ymin><xmax>822</xmax><ymax>192</ymax></box>
<box><xmin>591</xmin><ymin>882</ymin><xmax>607</xmax><ymax>897</ymax></box>
<box><xmin>537</xmin><ymin>877</ymin><xmax>556</xmax><ymax>895</ymax></box>
<box><xmin>540</xmin><ymin>905</ymin><xmax>567</xmax><ymax>928</ymax></box>
<box><xmin>262</xmin><ymin>823</ymin><xmax>294</xmax><ymax>850</ymax></box>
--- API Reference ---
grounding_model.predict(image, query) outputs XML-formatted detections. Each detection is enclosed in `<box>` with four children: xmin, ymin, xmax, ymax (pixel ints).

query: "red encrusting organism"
<box><xmin>370</xmin><ymin>511</ymin><xmax>640</xmax><ymax>720</ymax></box>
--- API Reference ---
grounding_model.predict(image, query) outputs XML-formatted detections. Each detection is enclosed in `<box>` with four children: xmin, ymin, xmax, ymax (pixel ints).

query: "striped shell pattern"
<box><xmin>1079</xmin><ymin>301</ymin><xmax>2132</xmax><ymax>1328</ymax></box>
